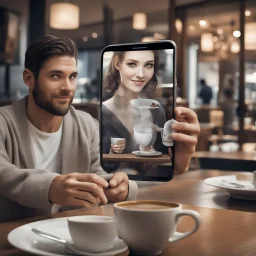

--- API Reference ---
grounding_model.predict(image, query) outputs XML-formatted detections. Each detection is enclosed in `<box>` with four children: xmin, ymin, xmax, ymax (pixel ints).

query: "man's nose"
<box><xmin>61</xmin><ymin>78</ymin><xmax>73</xmax><ymax>91</ymax></box>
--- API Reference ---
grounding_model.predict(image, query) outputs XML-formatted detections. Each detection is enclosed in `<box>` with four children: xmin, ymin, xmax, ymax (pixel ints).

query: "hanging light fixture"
<box><xmin>201</xmin><ymin>33</ymin><xmax>214</xmax><ymax>52</ymax></box>
<box><xmin>231</xmin><ymin>41</ymin><xmax>240</xmax><ymax>53</ymax></box>
<box><xmin>133</xmin><ymin>12</ymin><xmax>147</xmax><ymax>30</ymax></box>
<box><xmin>50</xmin><ymin>3</ymin><xmax>79</xmax><ymax>29</ymax></box>
<box><xmin>245</xmin><ymin>22</ymin><xmax>256</xmax><ymax>50</ymax></box>
<box><xmin>175</xmin><ymin>19</ymin><xmax>183</xmax><ymax>34</ymax></box>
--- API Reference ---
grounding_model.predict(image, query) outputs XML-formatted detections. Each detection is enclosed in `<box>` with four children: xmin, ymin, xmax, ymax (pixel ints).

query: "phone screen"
<box><xmin>100</xmin><ymin>41</ymin><xmax>176</xmax><ymax>181</ymax></box>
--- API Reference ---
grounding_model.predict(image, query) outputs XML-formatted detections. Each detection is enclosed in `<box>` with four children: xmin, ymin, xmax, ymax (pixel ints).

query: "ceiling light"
<box><xmin>175</xmin><ymin>19</ymin><xmax>183</xmax><ymax>34</ymax></box>
<box><xmin>199</xmin><ymin>20</ymin><xmax>209</xmax><ymax>28</ymax></box>
<box><xmin>201</xmin><ymin>33</ymin><xmax>214</xmax><ymax>52</ymax></box>
<box><xmin>231</xmin><ymin>41</ymin><xmax>240</xmax><ymax>53</ymax></box>
<box><xmin>50</xmin><ymin>3</ymin><xmax>79</xmax><ymax>29</ymax></box>
<box><xmin>133</xmin><ymin>12</ymin><xmax>147</xmax><ymax>30</ymax></box>
<box><xmin>233</xmin><ymin>30</ymin><xmax>241</xmax><ymax>38</ymax></box>
<box><xmin>245</xmin><ymin>10</ymin><xmax>251</xmax><ymax>17</ymax></box>
<box><xmin>245</xmin><ymin>22</ymin><xmax>256</xmax><ymax>50</ymax></box>
<box><xmin>217</xmin><ymin>29</ymin><xmax>223</xmax><ymax>35</ymax></box>
<box><xmin>82</xmin><ymin>36</ymin><xmax>88</xmax><ymax>42</ymax></box>
<box><xmin>92</xmin><ymin>32</ymin><xmax>98</xmax><ymax>39</ymax></box>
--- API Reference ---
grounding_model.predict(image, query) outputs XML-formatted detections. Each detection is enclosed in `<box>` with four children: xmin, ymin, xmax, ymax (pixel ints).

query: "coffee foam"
<box><xmin>116</xmin><ymin>200</ymin><xmax>179</xmax><ymax>211</ymax></box>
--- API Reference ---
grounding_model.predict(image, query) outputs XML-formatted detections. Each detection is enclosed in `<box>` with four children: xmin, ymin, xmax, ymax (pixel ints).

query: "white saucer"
<box><xmin>67</xmin><ymin>237</ymin><xmax>128</xmax><ymax>255</ymax></box>
<box><xmin>8</xmin><ymin>217</ymin><xmax>128</xmax><ymax>256</ymax></box>
<box><xmin>132</xmin><ymin>150</ymin><xmax>162</xmax><ymax>156</ymax></box>
<box><xmin>130</xmin><ymin>98</ymin><xmax>160</xmax><ymax>109</ymax></box>
<box><xmin>204</xmin><ymin>175</ymin><xmax>256</xmax><ymax>200</ymax></box>
<box><xmin>137</xmin><ymin>106</ymin><xmax>159</xmax><ymax>109</ymax></box>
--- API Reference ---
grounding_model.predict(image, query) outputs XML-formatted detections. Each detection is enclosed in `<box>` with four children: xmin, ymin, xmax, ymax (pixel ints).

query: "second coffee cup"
<box><xmin>114</xmin><ymin>200</ymin><xmax>201</xmax><ymax>255</ymax></box>
<box><xmin>67</xmin><ymin>215</ymin><xmax>117</xmax><ymax>252</ymax></box>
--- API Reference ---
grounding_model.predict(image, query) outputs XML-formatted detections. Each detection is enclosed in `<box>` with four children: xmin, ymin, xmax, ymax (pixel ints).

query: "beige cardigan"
<box><xmin>0</xmin><ymin>97</ymin><xmax>137</xmax><ymax>222</ymax></box>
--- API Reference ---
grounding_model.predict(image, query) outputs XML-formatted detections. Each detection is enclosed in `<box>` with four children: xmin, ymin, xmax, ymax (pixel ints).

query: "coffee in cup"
<box><xmin>114</xmin><ymin>200</ymin><xmax>200</xmax><ymax>255</ymax></box>
<box><xmin>67</xmin><ymin>215</ymin><xmax>117</xmax><ymax>252</ymax></box>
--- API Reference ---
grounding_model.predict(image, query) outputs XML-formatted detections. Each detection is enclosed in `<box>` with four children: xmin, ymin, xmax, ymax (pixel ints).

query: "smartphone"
<box><xmin>100</xmin><ymin>41</ymin><xmax>176</xmax><ymax>181</ymax></box>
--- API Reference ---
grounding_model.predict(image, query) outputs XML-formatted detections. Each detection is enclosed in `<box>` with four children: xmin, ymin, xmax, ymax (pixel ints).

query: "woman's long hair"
<box><xmin>103</xmin><ymin>50</ymin><xmax>161</xmax><ymax>99</ymax></box>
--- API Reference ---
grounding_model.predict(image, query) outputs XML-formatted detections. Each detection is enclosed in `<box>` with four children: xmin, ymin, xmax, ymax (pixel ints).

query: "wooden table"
<box><xmin>193</xmin><ymin>151</ymin><xmax>256</xmax><ymax>161</ymax></box>
<box><xmin>103</xmin><ymin>153</ymin><xmax>170</xmax><ymax>163</ymax></box>
<box><xmin>103</xmin><ymin>152</ymin><xmax>256</xmax><ymax>162</ymax></box>
<box><xmin>193</xmin><ymin>151</ymin><xmax>256</xmax><ymax>171</ymax></box>
<box><xmin>1</xmin><ymin>170</ymin><xmax>256</xmax><ymax>256</ymax></box>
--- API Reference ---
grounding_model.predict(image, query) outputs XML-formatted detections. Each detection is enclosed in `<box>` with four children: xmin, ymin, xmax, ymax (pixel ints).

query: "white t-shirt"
<box><xmin>27</xmin><ymin>119</ymin><xmax>63</xmax><ymax>213</ymax></box>
<box><xmin>27</xmin><ymin>119</ymin><xmax>63</xmax><ymax>173</ymax></box>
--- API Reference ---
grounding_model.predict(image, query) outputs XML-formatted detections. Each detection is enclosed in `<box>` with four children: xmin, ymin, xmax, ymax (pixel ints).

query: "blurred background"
<box><xmin>0</xmin><ymin>0</ymin><xmax>255</xmax><ymax>159</ymax></box>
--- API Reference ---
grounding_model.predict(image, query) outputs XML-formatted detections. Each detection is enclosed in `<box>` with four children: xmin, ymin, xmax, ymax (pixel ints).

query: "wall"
<box><xmin>0</xmin><ymin>0</ymin><xmax>29</xmax><ymax>98</ymax></box>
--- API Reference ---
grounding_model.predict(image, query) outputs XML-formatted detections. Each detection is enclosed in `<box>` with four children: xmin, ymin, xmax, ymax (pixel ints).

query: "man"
<box><xmin>0</xmin><ymin>36</ymin><xmax>200</xmax><ymax>222</ymax></box>
<box><xmin>199</xmin><ymin>79</ymin><xmax>213</xmax><ymax>105</ymax></box>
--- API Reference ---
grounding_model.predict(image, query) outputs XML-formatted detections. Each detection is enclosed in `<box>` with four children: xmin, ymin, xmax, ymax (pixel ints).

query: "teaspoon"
<box><xmin>31</xmin><ymin>228</ymin><xmax>74</xmax><ymax>245</ymax></box>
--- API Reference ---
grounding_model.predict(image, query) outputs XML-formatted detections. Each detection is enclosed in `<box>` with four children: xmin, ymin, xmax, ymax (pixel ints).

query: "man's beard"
<box><xmin>32</xmin><ymin>81</ymin><xmax>74</xmax><ymax>116</ymax></box>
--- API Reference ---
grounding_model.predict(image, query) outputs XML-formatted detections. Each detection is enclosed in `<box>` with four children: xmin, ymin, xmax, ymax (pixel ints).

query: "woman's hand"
<box><xmin>111</xmin><ymin>141</ymin><xmax>126</xmax><ymax>154</ymax></box>
<box><xmin>168</xmin><ymin>107</ymin><xmax>200</xmax><ymax>175</ymax></box>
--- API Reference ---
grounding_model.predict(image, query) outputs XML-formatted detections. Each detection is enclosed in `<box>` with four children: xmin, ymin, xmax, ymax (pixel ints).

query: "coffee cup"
<box><xmin>111</xmin><ymin>138</ymin><xmax>126</xmax><ymax>145</ymax></box>
<box><xmin>114</xmin><ymin>200</ymin><xmax>200</xmax><ymax>255</ymax></box>
<box><xmin>133</xmin><ymin>124</ymin><xmax>153</xmax><ymax>147</ymax></box>
<box><xmin>162</xmin><ymin>119</ymin><xmax>178</xmax><ymax>146</ymax></box>
<box><xmin>67</xmin><ymin>215</ymin><xmax>117</xmax><ymax>252</ymax></box>
<box><xmin>110</xmin><ymin>138</ymin><xmax>126</xmax><ymax>154</ymax></box>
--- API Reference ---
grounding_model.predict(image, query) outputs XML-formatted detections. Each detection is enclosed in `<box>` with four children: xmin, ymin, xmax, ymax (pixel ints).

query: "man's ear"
<box><xmin>23</xmin><ymin>69</ymin><xmax>35</xmax><ymax>90</ymax></box>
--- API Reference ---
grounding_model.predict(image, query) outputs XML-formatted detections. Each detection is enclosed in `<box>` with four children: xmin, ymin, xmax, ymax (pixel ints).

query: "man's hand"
<box><xmin>168</xmin><ymin>107</ymin><xmax>200</xmax><ymax>175</ymax></box>
<box><xmin>49</xmin><ymin>173</ymin><xmax>109</xmax><ymax>208</ymax></box>
<box><xmin>104</xmin><ymin>172</ymin><xmax>129</xmax><ymax>203</ymax></box>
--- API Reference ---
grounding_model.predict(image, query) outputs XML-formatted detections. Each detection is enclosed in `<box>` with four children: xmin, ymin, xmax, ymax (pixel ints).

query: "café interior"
<box><xmin>0</xmin><ymin>0</ymin><xmax>256</xmax><ymax>255</ymax></box>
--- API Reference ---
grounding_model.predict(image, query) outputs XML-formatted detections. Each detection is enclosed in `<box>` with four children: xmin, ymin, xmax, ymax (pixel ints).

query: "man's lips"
<box><xmin>54</xmin><ymin>96</ymin><xmax>72</xmax><ymax>100</ymax></box>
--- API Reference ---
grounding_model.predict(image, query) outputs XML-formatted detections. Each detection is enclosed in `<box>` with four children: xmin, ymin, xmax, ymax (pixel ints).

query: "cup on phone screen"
<box><xmin>110</xmin><ymin>138</ymin><xmax>126</xmax><ymax>154</ymax></box>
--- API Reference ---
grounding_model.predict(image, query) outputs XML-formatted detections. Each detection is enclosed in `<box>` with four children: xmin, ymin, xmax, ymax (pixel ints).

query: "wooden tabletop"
<box><xmin>1</xmin><ymin>170</ymin><xmax>256</xmax><ymax>256</ymax></box>
<box><xmin>103</xmin><ymin>153</ymin><xmax>171</xmax><ymax>163</ymax></box>
<box><xmin>193</xmin><ymin>151</ymin><xmax>256</xmax><ymax>161</ymax></box>
<box><xmin>103</xmin><ymin>151</ymin><xmax>256</xmax><ymax>162</ymax></box>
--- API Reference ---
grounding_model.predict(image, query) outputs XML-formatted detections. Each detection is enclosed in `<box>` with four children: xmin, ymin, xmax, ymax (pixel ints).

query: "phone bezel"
<box><xmin>100</xmin><ymin>41</ymin><xmax>176</xmax><ymax>181</ymax></box>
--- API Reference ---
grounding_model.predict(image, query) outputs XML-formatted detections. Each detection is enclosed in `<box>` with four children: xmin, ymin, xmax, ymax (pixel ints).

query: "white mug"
<box><xmin>133</xmin><ymin>124</ymin><xmax>153</xmax><ymax>147</ymax></box>
<box><xmin>162</xmin><ymin>119</ymin><xmax>178</xmax><ymax>146</ymax></box>
<box><xmin>67</xmin><ymin>215</ymin><xmax>117</xmax><ymax>252</ymax></box>
<box><xmin>114</xmin><ymin>200</ymin><xmax>200</xmax><ymax>255</ymax></box>
<box><xmin>110</xmin><ymin>137</ymin><xmax>126</xmax><ymax>145</ymax></box>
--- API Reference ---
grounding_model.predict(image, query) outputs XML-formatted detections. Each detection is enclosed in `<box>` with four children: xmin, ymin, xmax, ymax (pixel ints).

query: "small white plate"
<box><xmin>67</xmin><ymin>237</ymin><xmax>128</xmax><ymax>256</ymax></box>
<box><xmin>137</xmin><ymin>106</ymin><xmax>159</xmax><ymax>109</ymax></box>
<box><xmin>130</xmin><ymin>99</ymin><xmax>160</xmax><ymax>109</ymax></box>
<box><xmin>204</xmin><ymin>175</ymin><xmax>256</xmax><ymax>200</ymax></box>
<box><xmin>132</xmin><ymin>151</ymin><xmax>162</xmax><ymax>156</ymax></box>
<box><xmin>8</xmin><ymin>217</ymin><xmax>128</xmax><ymax>256</ymax></box>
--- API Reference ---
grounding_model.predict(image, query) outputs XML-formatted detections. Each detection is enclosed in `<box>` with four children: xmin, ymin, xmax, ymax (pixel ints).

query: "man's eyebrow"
<box><xmin>48</xmin><ymin>70</ymin><xmax>78</xmax><ymax>75</ymax></box>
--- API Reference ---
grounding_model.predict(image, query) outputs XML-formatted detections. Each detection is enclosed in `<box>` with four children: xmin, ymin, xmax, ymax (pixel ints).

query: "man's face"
<box><xmin>32</xmin><ymin>55</ymin><xmax>77</xmax><ymax>116</ymax></box>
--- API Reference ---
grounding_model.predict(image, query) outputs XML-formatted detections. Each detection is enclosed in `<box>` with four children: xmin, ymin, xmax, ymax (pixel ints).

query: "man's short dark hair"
<box><xmin>25</xmin><ymin>35</ymin><xmax>78</xmax><ymax>79</ymax></box>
